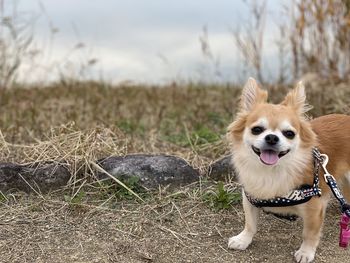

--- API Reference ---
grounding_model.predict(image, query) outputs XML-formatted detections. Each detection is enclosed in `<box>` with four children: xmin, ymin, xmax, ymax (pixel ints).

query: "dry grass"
<box><xmin>0</xmin><ymin>79</ymin><xmax>348</xmax><ymax>186</ymax></box>
<box><xmin>0</xmin><ymin>0</ymin><xmax>348</xmax><ymax>260</ymax></box>
<box><xmin>0</xmin><ymin>82</ymin><xmax>239</xmax><ymax>187</ymax></box>
<box><xmin>0</xmin><ymin>80</ymin><xmax>349</xmax><ymax>188</ymax></box>
<box><xmin>0</xmin><ymin>81</ymin><xmax>349</xmax><ymax>262</ymax></box>
<box><xmin>0</xmin><ymin>185</ymin><xmax>348</xmax><ymax>263</ymax></box>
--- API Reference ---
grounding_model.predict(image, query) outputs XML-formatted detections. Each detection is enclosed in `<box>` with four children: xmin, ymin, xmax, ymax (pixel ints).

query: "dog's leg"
<box><xmin>228</xmin><ymin>192</ymin><xmax>259</xmax><ymax>250</ymax></box>
<box><xmin>294</xmin><ymin>200</ymin><xmax>326</xmax><ymax>263</ymax></box>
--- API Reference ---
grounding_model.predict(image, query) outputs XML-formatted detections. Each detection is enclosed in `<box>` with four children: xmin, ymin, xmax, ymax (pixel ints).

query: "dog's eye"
<box><xmin>251</xmin><ymin>126</ymin><xmax>264</xmax><ymax>135</ymax></box>
<box><xmin>283</xmin><ymin>130</ymin><xmax>295</xmax><ymax>139</ymax></box>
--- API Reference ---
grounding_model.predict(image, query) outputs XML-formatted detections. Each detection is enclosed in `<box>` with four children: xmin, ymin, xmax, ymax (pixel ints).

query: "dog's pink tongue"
<box><xmin>260</xmin><ymin>150</ymin><xmax>279</xmax><ymax>165</ymax></box>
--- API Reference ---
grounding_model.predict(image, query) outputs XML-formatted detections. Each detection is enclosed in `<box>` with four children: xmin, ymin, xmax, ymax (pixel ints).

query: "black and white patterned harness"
<box><xmin>244</xmin><ymin>148</ymin><xmax>323</xmax><ymax>220</ymax></box>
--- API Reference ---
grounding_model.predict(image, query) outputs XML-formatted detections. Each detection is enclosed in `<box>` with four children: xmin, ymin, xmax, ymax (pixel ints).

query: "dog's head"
<box><xmin>228</xmin><ymin>78</ymin><xmax>316</xmax><ymax>167</ymax></box>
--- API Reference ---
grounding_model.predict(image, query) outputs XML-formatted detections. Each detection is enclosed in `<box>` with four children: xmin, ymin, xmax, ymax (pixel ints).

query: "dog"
<box><xmin>226</xmin><ymin>78</ymin><xmax>350</xmax><ymax>262</ymax></box>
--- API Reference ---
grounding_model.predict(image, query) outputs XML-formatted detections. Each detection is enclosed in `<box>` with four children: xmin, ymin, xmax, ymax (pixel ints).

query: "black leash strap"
<box><xmin>314</xmin><ymin>148</ymin><xmax>350</xmax><ymax>217</ymax></box>
<box><xmin>312</xmin><ymin>148</ymin><xmax>350</xmax><ymax>247</ymax></box>
<box><xmin>325</xmin><ymin>174</ymin><xmax>350</xmax><ymax>217</ymax></box>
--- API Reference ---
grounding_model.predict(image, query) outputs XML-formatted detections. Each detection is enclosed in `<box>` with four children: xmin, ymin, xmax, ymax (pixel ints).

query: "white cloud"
<box><xmin>13</xmin><ymin>0</ymin><xmax>284</xmax><ymax>84</ymax></box>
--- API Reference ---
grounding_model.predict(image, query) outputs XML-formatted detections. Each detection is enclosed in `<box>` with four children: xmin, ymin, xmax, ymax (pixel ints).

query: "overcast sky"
<box><xmin>11</xmin><ymin>0</ymin><xmax>286</xmax><ymax>84</ymax></box>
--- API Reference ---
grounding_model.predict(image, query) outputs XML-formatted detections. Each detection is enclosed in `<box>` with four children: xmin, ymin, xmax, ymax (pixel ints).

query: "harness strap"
<box><xmin>263</xmin><ymin>211</ymin><xmax>298</xmax><ymax>221</ymax></box>
<box><xmin>245</xmin><ymin>185</ymin><xmax>320</xmax><ymax>208</ymax></box>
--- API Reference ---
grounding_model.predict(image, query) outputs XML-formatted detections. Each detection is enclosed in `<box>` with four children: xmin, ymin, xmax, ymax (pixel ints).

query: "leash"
<box><xmin>314</xmin><ymin>148</ymin><xmax>350</xmax><ymax>248</ymax></box>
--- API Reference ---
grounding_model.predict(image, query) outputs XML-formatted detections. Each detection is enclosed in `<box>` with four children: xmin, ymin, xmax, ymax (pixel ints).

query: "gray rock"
<box><xmin>96</xmin><ymin>154</ymin><xmax>200</xmax><ymax>189</ymax></box>
<box><xmin>0</xmin><ymin>162</ymin><xmax>71</xmax><ymax>193</ymax></box>
<box><xmin>208</xmin><ymin>155</ymin><xmax>236</xmax><ymax>181</ymax></box>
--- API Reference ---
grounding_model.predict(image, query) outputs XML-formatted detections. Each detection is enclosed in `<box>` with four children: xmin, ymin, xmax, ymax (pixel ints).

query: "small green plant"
<box><xmin>163</xmin><ymin>125</ymin><xmax>220</xmax><ymax>147</ymax></box>
<box><xmin>100</xmin><ymin>176</ymin><xmax>146</xmax><ymax>200</ymax></box>
<box><xmin>0</xmin><ymin>191</ymin><xmax>7</xmax><ymax>203</ymax></box>
<box><xmin>64</xmin><ymin>190</ymin><xmax>86</xmax><ymax>204</ymax></box>
<box><xmin>203</xmin><ymin>182</ymin><xmax>241</xmax><ymax>210</ymax></box>
<box><xmin>115</xmin><ymin>176</ymin><xmax>145</xmax><ymax>199</ymax></box>
<box><xmin>117</xmin><ymin>119</ymin><xmax>145</xmax><ymax>135</ymax></box>
<box><xmin>191</xmin><ymin>125</ymin><xmax>220</xmax><ymax>144</ymax></box>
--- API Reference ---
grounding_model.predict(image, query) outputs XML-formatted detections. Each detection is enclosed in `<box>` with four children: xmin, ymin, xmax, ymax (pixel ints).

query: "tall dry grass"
<box><xmin>233</xmin><ymin>0</ymin><xmax>350</xmax><ymax>83</ymax></box>
<box><xmin>289</xmin><ymin>0</ymin><xmax>350</xmax><ymax>80</ymax></box>
<box><xmin>0</xmin><ymin>80</ymin><xmax>349</xmax><ymax>167</ymax></box>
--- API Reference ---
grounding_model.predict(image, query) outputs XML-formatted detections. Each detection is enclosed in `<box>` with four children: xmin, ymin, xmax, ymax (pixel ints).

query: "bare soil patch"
<box><xmin>0</xmin><ymin>190</ymin><xmax>348</xmax><ymax>263</ymax></box>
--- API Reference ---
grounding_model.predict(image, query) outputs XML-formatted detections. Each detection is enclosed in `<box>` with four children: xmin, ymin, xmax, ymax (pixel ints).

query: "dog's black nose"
<box><xmin>265</xmin><ymin>134</ymin><xmax>279</xmax><ymax>145</ymax></box>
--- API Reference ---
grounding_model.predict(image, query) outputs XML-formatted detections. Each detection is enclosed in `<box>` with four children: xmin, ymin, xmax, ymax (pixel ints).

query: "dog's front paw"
<box><xmin>294</xmin><ymin>248</ymin><xmax>315</xmax><ymax>263</ymax></box>
<box><xmin>228</xmin><ymin>232</ymin><xmax>253</xmax><ymax>250</ymax></box>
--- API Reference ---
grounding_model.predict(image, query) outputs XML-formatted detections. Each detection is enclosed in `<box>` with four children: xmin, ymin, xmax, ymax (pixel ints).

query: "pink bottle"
<box><xmin>339</xmin><ymin>213</ymin><xmax>350</xmax><ymax>248</ymax></box>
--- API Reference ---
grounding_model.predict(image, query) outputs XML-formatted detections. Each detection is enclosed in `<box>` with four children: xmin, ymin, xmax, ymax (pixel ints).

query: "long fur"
<box><xmin>227</xmin><ymin>78</ymin><xmax>350</xmax><ymax>263</ymax></box>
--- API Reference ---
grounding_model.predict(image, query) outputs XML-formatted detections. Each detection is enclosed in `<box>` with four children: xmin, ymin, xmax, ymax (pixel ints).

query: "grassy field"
<box><xmin>0</xmin><ymin>80</ymin><xmax>350</xmax><ymax>262</ymax></box>
<box><xmin>0</xmin><ymin>80</ymin><xmax>349</xmax><ymax>163</ymax></box>
<box><xmin>0</xmin><ymin>82</ymin><xmax>237</xmax><ymax>159</ymax></box>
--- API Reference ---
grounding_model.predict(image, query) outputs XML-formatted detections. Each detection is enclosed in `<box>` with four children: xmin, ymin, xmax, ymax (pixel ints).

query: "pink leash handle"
<box><xmin>339</xmin><ymin>213</ymin><xmax>350</xmax><ymax>248</ymax></box>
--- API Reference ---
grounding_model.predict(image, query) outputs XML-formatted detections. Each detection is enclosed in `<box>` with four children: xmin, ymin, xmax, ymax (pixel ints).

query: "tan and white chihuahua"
<box><xmin>227</xmin><ymin>78</ymin><xmax>350</xmax><ymax>262</ymax></box>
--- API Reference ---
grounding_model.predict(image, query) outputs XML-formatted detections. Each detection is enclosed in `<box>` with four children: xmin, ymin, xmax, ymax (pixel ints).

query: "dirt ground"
<box><xmin>0</xmin><ymin>191</ymin><xmax>349</xmax><ymax>263</ymax></box>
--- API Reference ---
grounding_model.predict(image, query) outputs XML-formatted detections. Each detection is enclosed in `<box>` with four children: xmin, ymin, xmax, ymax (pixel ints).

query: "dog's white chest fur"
<box><xmin>232</xmin><ymin>146</ymin><xmax>311</xmax><ymax>199</ymax></box>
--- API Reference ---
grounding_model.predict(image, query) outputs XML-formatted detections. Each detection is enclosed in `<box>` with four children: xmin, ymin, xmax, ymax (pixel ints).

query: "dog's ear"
<box><xmin>282</xmin><ymin>81</ymin><xmax>312</xmax><ymax>115</ymax></box>
<box><xmin>240</xmin><ymin>77</ymin><xmax>267</xmax><ymax>112</ymax></box>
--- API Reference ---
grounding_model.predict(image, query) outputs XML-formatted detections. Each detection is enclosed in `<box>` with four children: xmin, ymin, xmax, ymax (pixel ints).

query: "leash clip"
<box><xmin>339</xmin><ymin>213</ymin><xmax>350</xmax><ymax>248</ymax></box>
<box><xmin>319</xmin><ymin>154</ymin><xmax>334</xmax><ymax>183</ymax></box>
